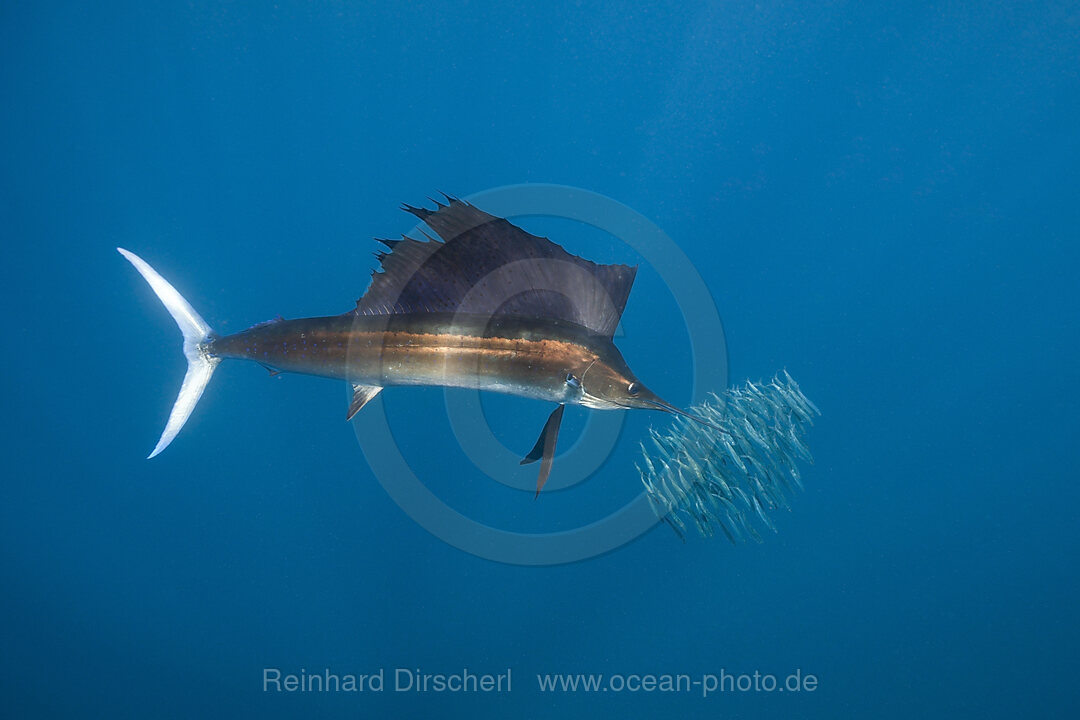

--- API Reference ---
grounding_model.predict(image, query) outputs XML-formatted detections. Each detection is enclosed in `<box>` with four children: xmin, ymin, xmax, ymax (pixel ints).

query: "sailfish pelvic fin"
<box><xmin>520</xmin><ymin>404</ymin><xmax>565</xmax><ymax>498</ymax></box>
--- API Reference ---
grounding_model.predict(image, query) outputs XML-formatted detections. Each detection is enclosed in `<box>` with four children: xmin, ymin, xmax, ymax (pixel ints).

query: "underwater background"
<box><xmin>2</xmin><ymin>1</ymin><xmax>1078</xmax><ymax>717</ymax></box>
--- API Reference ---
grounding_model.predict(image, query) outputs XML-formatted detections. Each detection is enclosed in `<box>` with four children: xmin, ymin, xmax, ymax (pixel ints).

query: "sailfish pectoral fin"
<box><xmin>519</xmin><ymin>404</ymin><xmax>565</xmax><ymax>498</ymax></box>
<box><xmin>346</xmin><ymin>384</ymin><xmax>383</xmax><ymax>421</ymax></box>
<box><xmin>519</xmin><ymin>430</ymin><xmax>546</xmax><ymax>466</ymax></box>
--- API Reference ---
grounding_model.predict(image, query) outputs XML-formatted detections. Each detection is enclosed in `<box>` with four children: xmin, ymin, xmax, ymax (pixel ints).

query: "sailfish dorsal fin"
<box><xmin>354</xmin><ymin>196</ymin><xmax>638</xmax><ymax>337</ymax></box>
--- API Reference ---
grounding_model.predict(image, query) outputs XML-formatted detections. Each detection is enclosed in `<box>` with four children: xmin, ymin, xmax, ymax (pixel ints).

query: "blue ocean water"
<box><xmin>2</xmin><ymin>1</ymin><xmax>1078</xmax><ymax>717</ymax></box>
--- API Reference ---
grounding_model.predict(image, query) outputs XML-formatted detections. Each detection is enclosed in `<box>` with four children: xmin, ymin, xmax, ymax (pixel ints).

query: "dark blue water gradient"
<box><xmin>2</xmin><ymin>2</ymin><xmax>1077</xmax><ymax>717</ymax></box>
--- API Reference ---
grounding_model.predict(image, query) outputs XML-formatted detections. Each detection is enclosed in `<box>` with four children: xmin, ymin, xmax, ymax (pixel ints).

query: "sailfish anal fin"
<box><xmin>347</xmin><ymin>384</ymin><xmax>382</xmax><ymax>420</ymax></box>
<box><xmin>520</xmin><ymin>404</ymin><xmax>565</xmax><ymax>498</ymax></box>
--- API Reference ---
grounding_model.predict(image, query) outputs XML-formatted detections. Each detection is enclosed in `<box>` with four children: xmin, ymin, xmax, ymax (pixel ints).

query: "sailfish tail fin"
<box><xmin>118</xmin><ymin>248</ymin><xmax>220</xmax><ymax>458</ymax></box>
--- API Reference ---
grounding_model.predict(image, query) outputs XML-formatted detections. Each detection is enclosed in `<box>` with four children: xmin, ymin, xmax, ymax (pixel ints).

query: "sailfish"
<box><xmin>120</xmin><ymin>197</ymin><xmax>708</xmax><ymax>495</ymax></box>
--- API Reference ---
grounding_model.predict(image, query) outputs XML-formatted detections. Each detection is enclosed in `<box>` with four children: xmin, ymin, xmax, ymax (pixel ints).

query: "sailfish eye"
<box><xmin>627</xmin><ymin>382</ymin><xmax>641</xmax><ymax>396</ymax></box>
<box><xmin>566</xmin><ymin>373</ymin><xmax>581</xmax><ymax>389</ymax></box>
